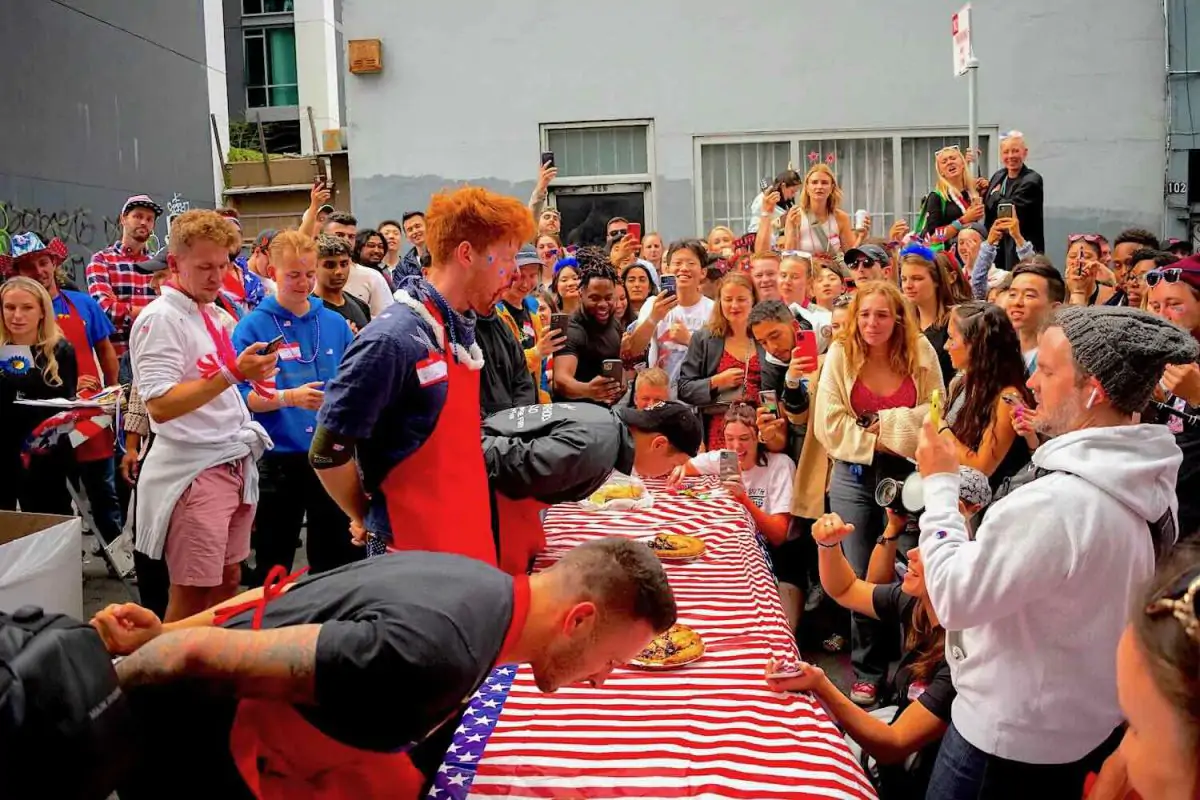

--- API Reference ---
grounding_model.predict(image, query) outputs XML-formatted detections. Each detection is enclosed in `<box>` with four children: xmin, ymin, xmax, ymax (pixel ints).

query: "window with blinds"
<box><xmin>696</xmin><ymin>132</ymin><xmax>993</xmax><ymax>236</ymax></box>
<box><xmin>546</xmin><ymin>125</ymin><xmax>649</xmax><ymax>178</ymax></box>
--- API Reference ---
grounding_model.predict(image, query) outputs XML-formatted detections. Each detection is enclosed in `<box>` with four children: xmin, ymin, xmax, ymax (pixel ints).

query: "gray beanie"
<box><xmin>1053</xmin><ymin>306</ymin><xmax>1199</xmax><ymax>415</ymax></box>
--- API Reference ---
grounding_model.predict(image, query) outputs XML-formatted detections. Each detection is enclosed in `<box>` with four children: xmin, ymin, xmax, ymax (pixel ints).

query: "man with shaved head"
<box><xmin>981</xmin><ymin>130</ymin><xmax>1044</xmax><ymax>270</ymax></box>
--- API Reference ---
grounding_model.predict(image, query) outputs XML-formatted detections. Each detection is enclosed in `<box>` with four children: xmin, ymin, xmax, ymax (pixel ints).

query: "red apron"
<box><xmin>57</xmin><ymin>294</ymin><xmax>114</xmax><ymax>462</ymax></box>
<box><xmin>378</xmin><ymin>304</ymin><xmax>495</xmax><ymax>565</ymax></box>
<box><xmin>494</xmin><ymin>495</ymin><xmax>549</xmax><ymax>575</ymax></box>
<box><xmin>222</xmin><ymin>567</ymin><xmax>425</xmax><ymax>800</ymax></box>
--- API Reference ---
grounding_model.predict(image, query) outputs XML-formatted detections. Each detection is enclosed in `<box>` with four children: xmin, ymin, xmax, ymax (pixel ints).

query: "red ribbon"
<box><xmin>213</xmin><ymin>565</ymin><xmax>309</xmax><ymax>631</ymax></box>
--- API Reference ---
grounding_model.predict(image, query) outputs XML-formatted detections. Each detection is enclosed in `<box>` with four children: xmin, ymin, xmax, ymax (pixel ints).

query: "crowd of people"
<box><xmin>2</xmin><ymin>131</ymin><xmax>1199</xmax><ymax>799</ymax></box>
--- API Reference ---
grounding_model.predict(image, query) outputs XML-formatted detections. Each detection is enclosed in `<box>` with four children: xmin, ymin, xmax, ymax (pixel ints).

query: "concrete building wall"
<box><xmin>0</xmin><ymin>0</ymin><xmax>218</xmax><ymax>280</ymax></box>
<box><xmin>344</xmin><ymin>0</ymin><xmax>1166</xmax><ymax>263</ymax></box>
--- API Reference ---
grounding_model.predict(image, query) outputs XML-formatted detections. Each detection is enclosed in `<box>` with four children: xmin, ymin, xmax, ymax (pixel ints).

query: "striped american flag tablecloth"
<box><xmin>430</xmin><ymin>479</ymin><xmax>877</xmax><ymax>800</ymax></box>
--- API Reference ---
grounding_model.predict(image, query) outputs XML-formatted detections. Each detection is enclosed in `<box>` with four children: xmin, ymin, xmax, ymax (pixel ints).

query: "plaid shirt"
<box><xmin>86</xmin><ymin>241</ymin><xmax>155</xmax><ymax>356</ymax></box>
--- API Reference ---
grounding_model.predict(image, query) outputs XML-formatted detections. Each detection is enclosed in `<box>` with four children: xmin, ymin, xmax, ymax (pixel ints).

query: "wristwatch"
<box><xmin>877</xmin><ymin>533</ymin><xmax>900</xmax><ymax>545</ymax></box>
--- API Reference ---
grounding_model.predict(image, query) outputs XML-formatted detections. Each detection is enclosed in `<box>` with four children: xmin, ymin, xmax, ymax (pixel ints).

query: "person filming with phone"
<box><xmin>129</xmin><ymin>210</ymin><xmax>280</xmax><ymax>623</ymax></box>
<box><xmin>552</xmin><ymin>247</ymin><xmax>625</xmax><ymax>406</ymax></box>
<box><xmin>913</xmin><ymin>305</ymin><xmax>1197</xmax><ymax>799</ymax></box>
<box><xmin>982</xmin><ymin>130</ymin><xmax>1045</xmax><ymax>271</ymax></box>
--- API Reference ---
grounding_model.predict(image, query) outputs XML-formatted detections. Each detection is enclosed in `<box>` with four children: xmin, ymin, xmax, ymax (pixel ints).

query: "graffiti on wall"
<box><xmin>0</xmin><ymin>200</ymin><xmax>168</xmax><ymax>283</ymax></box>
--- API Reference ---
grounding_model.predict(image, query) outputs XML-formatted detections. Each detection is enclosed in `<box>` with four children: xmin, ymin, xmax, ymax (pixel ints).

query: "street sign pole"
<box><xmin>952</xmin><ymin>5</ymin><xmax>979</xmax><ymax>169</ymax></box>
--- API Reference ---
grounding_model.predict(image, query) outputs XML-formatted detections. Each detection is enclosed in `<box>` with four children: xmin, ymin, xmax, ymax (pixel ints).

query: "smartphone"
<box><xmin>628</xmin><ymin>222</ymin><xmax>641</xmax><ymax>242</ymax></box>
<box><xmin>930</xmin><ymin>389</ymin><xmax>943</xmax><ymax>429</ymax></box>
<box><xmin>540</xmin><ymin>151</ymin><xmax>555</xmax><ymax>168</ymax></box>
<box><xmin>260</xmin><ymin>334</ymin><xmax>286</xmax><ymax>355</ymax></box>
<box><xmin>550</xmin><ymin>313</ymin><xmax>569</xmax><ymax>336</ymax></box>
<box><xmin>759</xmin><ymin>389</ymin><xmax>779</xmax><ymax>415</ymax></box>
<box><xmin>718</xmin><ymin>449</ymin><xmax>740</xmax><ymax>481</ymax></box>
<box><xmin>1000</xmin><ymin>391</ymin><xmax>1023</xmax><ymax>407</ymax></box>
<box><xmin>998</xmin><ymin>203</ymin><xmax>1015</xmax><ymax>219</ymax></box>
<box><xmin>601</xmin><ymin>359</ymin><xmax>625</xmax><ymax>387</ymax></box>
<box><xmin>660</xmin><ymin>274</ymin><xmax>677</xmax><ymax>296</ymax></box>
<box><xmin>793</xmin><ymin>329</ymin><xmax>818</xmax><ymax>364</ymax></box>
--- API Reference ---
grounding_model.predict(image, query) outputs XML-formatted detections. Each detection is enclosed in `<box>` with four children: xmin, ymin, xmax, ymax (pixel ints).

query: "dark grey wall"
<box><xmin>0</xmin><ymin>0</ymin><xmax>217</xmax><ymax>282</ymax></box>
<box><xmin>224</xmin><ymin>0</ymin><xmax>247</xmax><ymax>122</ymax></box>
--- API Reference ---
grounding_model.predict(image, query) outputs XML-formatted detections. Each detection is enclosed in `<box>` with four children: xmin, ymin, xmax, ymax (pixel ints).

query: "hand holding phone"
<box><xmin>718</xmin><ymin>449</ymin><xmax>740</xmax><ymax>480</ymax></box>
<box><xmin>260</xmin><ymin>334</ymin><xmax>287</xmax><ymax>355</ymax></box>
<box><xmin>540</xmin><ymin>151</ymin><xmax>555</xmax><ymax>169</ymax></box>
<box><xmin>660</xmin><ymin>274</ymin><xmax>677</xmax><ymax>296</ymax></box>
<box><xmin>628</xmin><ymin>222</ymin><xmax>641</xmax><ymax>243</ymax></box>
<box><xmin>759</xmin><ymin>389</ymin><xmax>779</xmax><ymax>415</ymax></box>
<box><xmin>550</xmin><ymin>313</ymin><xmax>569</xmax><ymax>336</ymax></box>
<box><xmin>998</xmin><ymin>203</ymin><xmax>1015</xmax><ymax>220</ymax></box>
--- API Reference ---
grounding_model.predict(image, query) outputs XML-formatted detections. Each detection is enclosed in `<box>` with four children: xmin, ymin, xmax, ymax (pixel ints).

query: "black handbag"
<box><xmin>0</xmin><ymin>605</ymin><xmax>137</xmax><ymax>799</ymax></box>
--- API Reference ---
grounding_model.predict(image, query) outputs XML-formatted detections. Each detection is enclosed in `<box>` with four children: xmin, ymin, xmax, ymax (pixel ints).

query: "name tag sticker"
<box><xmin>277</xmin><ymin>343</ymin><xmax>302</xmax><ymax>361</ymax></box>
<box><xmin>416</xmin><ymin>354</ymin><xmax>448</xmax><ymax>387</ymax></box>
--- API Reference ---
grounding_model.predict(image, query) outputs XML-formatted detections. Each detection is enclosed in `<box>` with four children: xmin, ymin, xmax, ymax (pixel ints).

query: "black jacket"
<box><xmin>482</xmin><ymin>403</ymin><xmax>635</xmax><ymax>504</ymax></box>
<box><xmin>983</xmin><ymin>165</ymin><xmax>1045</xmax><ymax>270</ymax></box>
<box><xmin>475</xmin><ymin>312</ymin><xmax>537</xmax><ymax>417</ymax></box>
<box><xmin>759</xmin><ymin>355</ymin><xmax>811</xmax><ymax>462</ymax></box>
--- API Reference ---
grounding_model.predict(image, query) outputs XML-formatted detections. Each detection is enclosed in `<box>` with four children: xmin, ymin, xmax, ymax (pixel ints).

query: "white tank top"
<box><xmin>798</xmin><ymin>212</ymin><xmax>841</xmax><ymax>255</ymax></box>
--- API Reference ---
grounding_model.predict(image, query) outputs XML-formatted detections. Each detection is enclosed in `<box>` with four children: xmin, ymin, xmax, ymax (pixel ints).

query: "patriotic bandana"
<box><xmin>193</xmin><ymin>296</ymin><xmax>276</xmax><ymax>399</ymax></box>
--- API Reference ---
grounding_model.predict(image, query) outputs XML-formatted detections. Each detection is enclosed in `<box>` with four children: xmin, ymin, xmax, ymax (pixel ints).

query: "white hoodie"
<box><xmin>918</xmin><ymin>424</ymin><xmax>1181</xmax><ymax>764</ymax></box>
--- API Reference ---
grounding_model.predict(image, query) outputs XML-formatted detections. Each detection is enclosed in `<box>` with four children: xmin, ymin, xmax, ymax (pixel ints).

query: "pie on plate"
<box><xmin>629</xmin><ymin>624</ymin><xmax>705</xmax><ymax>669</ymax></box>
<box><xmin>644</xmin><ymin>533</ymin><xmax>706</xmax><ymax>560</ymax></box>
<box><xmin>587</xmin><ymin>483</ymin><xmax>644</xmax><ymax>505</ymax></box>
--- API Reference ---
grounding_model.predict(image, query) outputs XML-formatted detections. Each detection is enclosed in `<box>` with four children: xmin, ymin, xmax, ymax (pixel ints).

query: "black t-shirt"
<box><xmin>559</xmin><ymin>309</ymin><xmax>622</xmax><ymax>397</ymax></box>
<box><xmin>319</xmin><ymin>291</ymin><xmax>371</xmax><ymax>331</ymax></box>
<box><xmin>121</xmin><ymin>553</ymin><xmax>517</xmax><ymax>798</ymax></box>
<box><xmin>922</xmin><ymin>323</ymin><xmax>954</xmax><ymax>386</ymax></box>
<box><xmin>501</xmin><ymin>300</ymin><xmax>535</xmax><ymax>350</ymax></box>
<box><xmin>871</xmin><ymin>583</ymin><xmax>954</xmax><ymax>797</ymax></box>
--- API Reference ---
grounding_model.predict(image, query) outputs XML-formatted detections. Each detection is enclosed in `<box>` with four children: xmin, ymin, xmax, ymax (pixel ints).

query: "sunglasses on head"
<box><xmin>1145</xmin><ymin>567</ymin><xmax>1200</xmax><ymax>642</ymax></box>
<box><xmin>1067</xmin><ymin>233</ymin><xmax>1102</xmax><ymax>244</ymax></box>
<box><xmin>1145</xmin><ymin>268</ymin><xmax>1185</xmax><ymax>288</ymax></box>
<box><xmin>781</xmin><ymin>249</ymin><xmax>813</xmax><ymax>260</ymax></box>
<box><xmin>935</xmin><ymin>145</ymin><xmax>962</xmax><ymax>158</ymax></box>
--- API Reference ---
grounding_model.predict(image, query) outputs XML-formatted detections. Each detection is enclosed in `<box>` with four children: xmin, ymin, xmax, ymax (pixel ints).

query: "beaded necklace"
<box><xmin>272</xmin><ymin>304</ymin><xmax>321</xmax><ymax>367</ymax></box>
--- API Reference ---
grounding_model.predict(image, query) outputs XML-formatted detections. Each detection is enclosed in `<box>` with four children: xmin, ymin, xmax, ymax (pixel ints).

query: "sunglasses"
<box><xmin>1145</xmin><ymin>268</ymin><xmax>1185</xmax><ymax>288</ymax></box>
<box><xmin>781</xmin><ymin>249</ymin><xmax>813</xmax><ymax>260</ymax></box>
<box><xmin>848</xmin><ymin>257</ymin><xmax>877</xmax><ymax>268</ymax></box>
<box><xmin>1145</xmin><ymin>567</ymin><xmax>1200</xmax><ymax>641</ymax></box>
<box><xmin>1067</xmin><ymin>233</ymin><xmax>1103</xmax><ymax>244</ymax></box>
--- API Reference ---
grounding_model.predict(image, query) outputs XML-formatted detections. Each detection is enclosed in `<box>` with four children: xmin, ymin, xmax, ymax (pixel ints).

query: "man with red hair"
<box><xmin>310</xmin><ymin>186</ymin><xmax>534</xmax><ymax>566</ymax></box>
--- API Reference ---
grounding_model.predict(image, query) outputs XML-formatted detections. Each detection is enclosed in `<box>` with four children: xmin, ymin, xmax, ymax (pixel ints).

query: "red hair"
<box><xmin>425</xmin><ymin>186</ymin><xmax>536</xmax><ymax>266</ymax></box>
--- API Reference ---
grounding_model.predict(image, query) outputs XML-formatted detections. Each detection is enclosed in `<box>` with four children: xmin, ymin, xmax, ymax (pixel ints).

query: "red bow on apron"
<box><xmin>56</xmin><ymin>294</ymin><xmax>114</xmax><ymax>462</ymax></box>
<box><xmin>377</xmin><ymin>301</ymin><xmax>496</xmax><ymax>566</ymax></box>
<box><xmin>219</xmin><ymin>566</ymin><xmax>426</xmax><ymax>800</ymax></box>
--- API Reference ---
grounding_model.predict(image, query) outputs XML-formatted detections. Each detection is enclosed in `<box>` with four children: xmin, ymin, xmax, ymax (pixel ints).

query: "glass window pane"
<box><xmin>247</xmin><ymin>86</ymin><xmax>268</xmax><ymax>108</ymax></box>
<box><xmin>244</xmin><ymin>31</ymin><xmax>266</xmax><ymax>88</ymax></box>
<box><xmin>269</xmin><ymin>85</ymin><xmax>299</xmax><ymax>106</ymax></box>
<box><xmin>265</xmin><ymin>27</ymin><xmax>298</xmax><ymax>87</ymax></box>
<box><xmin>547</xmin><ymin>125</ymin><xmax>647</xmax><ymax>178</ymax></box>
<box><xmin>698</xmin><ymin>141</ymin><xmax>789</xmax><ymax>235</ymax></box>
<box><xmin>263</xmin><ymin>0</ymin><xmax>293</xmax><ymax>11</ymax></box>
<box><xmin>794</xmin><ymin>137</ymin><xmax>895</xmax><ymax>231</ymax></box>
<box><xmin>242</xmin><ymin>0</ymin><xmax>263</xmax><ymax>14</ymax></box>
<box><xmin>900</xmin><ymin>135</ymin><xmax>990</xmax><ymax>227</ymax></box>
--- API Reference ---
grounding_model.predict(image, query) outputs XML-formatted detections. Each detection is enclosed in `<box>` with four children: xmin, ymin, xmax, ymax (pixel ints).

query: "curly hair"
<box><xmin>168</xmin><ymin>209</ymin><xmax>240</xmax><ymax>256</ymax></box>
<box><xmin>841</xmin><ymin>280</ymin><xmax>923</xmax><ymax>377</ymax></box>
<box><xmin>947</xmin><ymin>301</ymin><xmax>1034</xmax><ymax>454</ymax></box>
<box><xmin>573</xmin><ymin>246</ymin><xmax>619</xmax><ymax>289</ymax></box>
<box><xmin>316</xmin><ymin>233</ymin><xmax>352</xmax><ymax>259</ymax></box>
<box><xmin>425</xmin><ymin>186</ymin><xmax>536</xmax><ymax>266</ymax></box>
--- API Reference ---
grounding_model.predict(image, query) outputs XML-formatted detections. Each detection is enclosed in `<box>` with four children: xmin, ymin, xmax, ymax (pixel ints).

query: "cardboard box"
<box><xmin>0</xmin><ymin>511</ymin><xmax>82</xmax><ymax>619</ymax></box>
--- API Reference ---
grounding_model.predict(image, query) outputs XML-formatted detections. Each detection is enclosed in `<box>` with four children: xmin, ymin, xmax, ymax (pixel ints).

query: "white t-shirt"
<box><xmin>345</xmin><ymin>264</ymin><xmax>395</xmax><ymax>318</ymax></box>
<box><xmin>636</xmin><ymin>293</ymin><xmax>714</xmax><ymax>386</ymax></box>
<box><xmin>692</xmin><ymin>450</ymin><xmax>795</xmax><ymax>516</ymax></box>
<box><xmin>130</xmin><ymin>286</ymin><xmax>251</xmax><ymax>445</ymax></box>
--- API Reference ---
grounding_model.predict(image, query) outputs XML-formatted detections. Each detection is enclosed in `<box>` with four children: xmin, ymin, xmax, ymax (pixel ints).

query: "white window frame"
<box><xmin>539</xmin><ymin>119</ymin><xmax>657</xmax><ymax>230</ymax></box>
<box><xmin>693</xmin><ymin>126</ymin><xmax>999</xmax><ymax>237</ymax></box>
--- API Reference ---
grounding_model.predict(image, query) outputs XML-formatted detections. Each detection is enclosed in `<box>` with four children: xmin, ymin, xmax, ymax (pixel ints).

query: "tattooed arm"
<box><xmin>115</xmin><ymin>625</ymin><xmax>321</xmax><ymax>705</ymax></box>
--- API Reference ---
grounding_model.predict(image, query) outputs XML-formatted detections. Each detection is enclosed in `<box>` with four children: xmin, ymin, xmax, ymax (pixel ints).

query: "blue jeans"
<box><xmin>827</xmin><ymin>460</ymin><xmax>893</xmax><ymax>686</ymax></box>
<box><xmin>926</xmin><ymin>721</ymin><xmax>1120</xmax><ymax>800</ymax></box>
<box><xmin>73</xmin><ymin>456</ymin><xmax>124</xmax><ymax>546</ymax></box>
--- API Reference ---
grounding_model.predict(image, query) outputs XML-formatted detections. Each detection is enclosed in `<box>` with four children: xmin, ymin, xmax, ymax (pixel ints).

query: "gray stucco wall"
<box><xmin>0</xmin><ymin>0</ymin><xmax>217</xmax><ymax>282</ymax></box>
<box><xmin>344</xmin><ymin>0</ymin><xmax>1165</xmax><ymax>265</ymax></box>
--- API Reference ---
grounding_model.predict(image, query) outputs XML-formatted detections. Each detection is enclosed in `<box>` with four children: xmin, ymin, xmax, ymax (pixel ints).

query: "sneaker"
<box><xmin>850</xmin><ymin>682</ymin><xmax>878</xmax><ymax>706</ymax></box>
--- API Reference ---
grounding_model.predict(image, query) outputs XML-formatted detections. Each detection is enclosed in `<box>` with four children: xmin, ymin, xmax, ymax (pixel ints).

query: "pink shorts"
<box><xmin>164</xmin><ymin>461</ymin><xmax>255</xmax><ymax>587</ymax></box>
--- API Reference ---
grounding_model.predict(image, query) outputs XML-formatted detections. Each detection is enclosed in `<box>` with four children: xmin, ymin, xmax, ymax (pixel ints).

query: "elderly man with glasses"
<box><xmin>981</xmin><ymin>130</ymin><xmax>1045</xmax><ymax>271</ymax></box>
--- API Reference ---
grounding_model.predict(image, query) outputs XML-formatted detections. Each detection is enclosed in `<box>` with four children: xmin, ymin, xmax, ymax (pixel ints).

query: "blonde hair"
<box><xmin>706</xmin><ymin>226</ymin><xmax>735</xmax><ymax>251</ymax></box>
<box><xmin>842</xmin><ymin>280</ymin><xmax>923</xmax><ymax>377</ymax></box>
<box><xmin>780</xmin><ymin>253</ymin><xmax>814</xmax><ymax>284</ymax></box>
<box><xmin>705</xmin><ymin>273</ymin><xmax>758</xmax><ymax>338</ymax></box>
<box><xmin>798</xmin><ymin>164</ymin><xmax>844</xmax><ymax>214</ymax></box>
<box><xmin>268</xmin><ymin>229</ymin><xmax>318</xmax><ymax>267</ymax></box>
<box><xmin>168</xmin><ymin>209</ymin><xmax>241</xmax><ymax>256</ymax></box>
<box><xmin>637</xmin><ymin>367</ymin><xmax>669</xmax><ymax>388</ymax></box>
<box><xmin>0</xmin><ymin>277</ymin><xmax>65</xmax><ymax>387</ymax></box>
<box><xmin>934</xmin><ymin>148</ymin><xmax>979</xmax><ymax>205</ymax></box>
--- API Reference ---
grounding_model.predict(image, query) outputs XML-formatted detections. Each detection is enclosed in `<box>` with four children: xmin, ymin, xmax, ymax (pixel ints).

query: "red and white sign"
<box><xmin>952</xmin><ymin>4</ymin><xmax>975</xmax><ymax>76</ymax></box>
